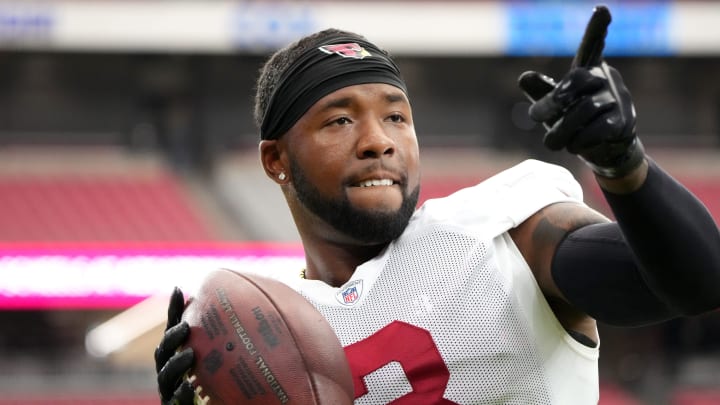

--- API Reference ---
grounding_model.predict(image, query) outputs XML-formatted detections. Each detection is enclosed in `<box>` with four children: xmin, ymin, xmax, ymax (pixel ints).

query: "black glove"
<box><xmin>154</xmin><ymin>287</ymin><xmax>195</xmax><ymax>405</ymax></box>
<box><xmin>518</xmin><ymin>5</ymin><xmax>645</xmax><ymax>178</ymax></box>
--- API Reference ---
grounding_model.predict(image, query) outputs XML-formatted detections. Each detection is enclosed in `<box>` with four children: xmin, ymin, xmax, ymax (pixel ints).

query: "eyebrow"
<box><xmin>385</xmin><ymin>92</ymin><xmax>407</xmax><ymax>104</ymax></box>
<box><xmin>320</xmin><ymin>97</ymin><xmax>353</xmax><ymax>111</ymax></box>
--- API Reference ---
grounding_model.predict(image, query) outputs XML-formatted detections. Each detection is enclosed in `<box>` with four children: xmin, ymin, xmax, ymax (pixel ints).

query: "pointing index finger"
<box><xmin>572</xmin><ymin>5</ymin><xmax>612</xmax><ymax>68</ymax></box>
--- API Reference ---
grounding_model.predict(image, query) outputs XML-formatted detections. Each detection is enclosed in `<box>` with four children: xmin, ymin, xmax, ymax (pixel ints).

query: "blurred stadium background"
<box><xmin>0</xmin><ymin>0</ymin><xmax>719</xmax><ymax>404</ymax></box>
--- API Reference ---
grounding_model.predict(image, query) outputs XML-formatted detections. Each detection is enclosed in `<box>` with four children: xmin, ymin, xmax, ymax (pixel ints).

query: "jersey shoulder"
<box><xmin>407</xmin><ymin>159</ymin><xmax>585</xmax><ymax>238</ymax></box>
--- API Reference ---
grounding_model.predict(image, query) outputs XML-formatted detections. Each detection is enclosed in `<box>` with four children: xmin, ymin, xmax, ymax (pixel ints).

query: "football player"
<box><xmin>155</xmin><ymin>6</ymin><xmax>720</xmax><ymax>404</ymax></box>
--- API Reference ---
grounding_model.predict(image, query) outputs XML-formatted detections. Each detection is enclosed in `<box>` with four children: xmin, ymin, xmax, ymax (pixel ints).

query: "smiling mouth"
<box><xmin>353</xmin><ymin>179</ymin><xmax>396</xmax><ymax>187</ymax></box>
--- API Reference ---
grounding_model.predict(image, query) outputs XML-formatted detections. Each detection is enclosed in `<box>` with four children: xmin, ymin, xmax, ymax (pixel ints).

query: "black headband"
<box><xmin>260</xmin><ymin>36</ymin><xmax>408</xmax><ymax>140</ymax></box>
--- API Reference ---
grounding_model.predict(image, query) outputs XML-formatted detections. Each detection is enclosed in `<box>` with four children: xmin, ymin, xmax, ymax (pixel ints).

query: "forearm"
<box><xmin>601</xmin><ymin>158</ymin><xmax>720</xmax><ymax>315</ymax></box>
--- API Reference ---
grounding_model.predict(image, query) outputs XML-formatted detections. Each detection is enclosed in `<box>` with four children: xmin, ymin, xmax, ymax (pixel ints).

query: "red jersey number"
<box><xmin>343</xmin><ymin>321</ymin><xmax>459</xmax><ymax>404</ymax></box>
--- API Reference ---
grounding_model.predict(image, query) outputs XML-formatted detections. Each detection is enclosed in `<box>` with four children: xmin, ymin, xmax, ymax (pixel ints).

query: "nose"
<box><xmin>356</xmin><ymin>120</ymin><xmax>395</xmax><ymax>159</ymax></box>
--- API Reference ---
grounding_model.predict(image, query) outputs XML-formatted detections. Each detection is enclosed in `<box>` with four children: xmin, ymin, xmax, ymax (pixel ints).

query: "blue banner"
<box><xmin>507</xmin><ymin>2</ymin><xmax>672</xmax><ymax>56</ymax></box>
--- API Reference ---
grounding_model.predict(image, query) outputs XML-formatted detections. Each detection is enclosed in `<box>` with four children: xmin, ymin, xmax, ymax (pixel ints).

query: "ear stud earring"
<box><xmin>278</xmin><ymin>172</ymin><xmax>286</xmax><ymax>181</ymax></box>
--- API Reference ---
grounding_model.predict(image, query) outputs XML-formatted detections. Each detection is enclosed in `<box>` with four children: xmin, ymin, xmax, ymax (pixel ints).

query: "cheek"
<box><xmin>287</xmin><ymin>132</ymin><xmax>349</xmax><ymax>189</ymax></box>
<box><xmin>400</xmin><ymin>134</ymin><xmax>422</xmax><ymax>187</ymax></box>
<box><xmin>296</xmin><ymin>147</ymin><xmax>349</xmax><ymax>193</ymax></box>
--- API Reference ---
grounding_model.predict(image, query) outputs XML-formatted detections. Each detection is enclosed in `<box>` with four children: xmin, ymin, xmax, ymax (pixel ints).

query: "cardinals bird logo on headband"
<box><xmin>318</xmin><ymin>43</ymin><xmax>371</xmax><ymax>59</ymax></box>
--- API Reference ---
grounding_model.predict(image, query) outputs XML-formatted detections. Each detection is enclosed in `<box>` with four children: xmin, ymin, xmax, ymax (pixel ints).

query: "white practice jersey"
<box><xmin>284</xmin><ymin>159</ymin><xmax>600</xmax><ymax>405</ymax></box>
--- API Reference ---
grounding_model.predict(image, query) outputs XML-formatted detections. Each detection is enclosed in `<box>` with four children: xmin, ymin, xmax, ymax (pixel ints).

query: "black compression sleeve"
<box><xmin>553</xmin><ymin>160</ymin><xmax>720</xmax><ymax>326</ymax></box>
<box><xmin>552</xmin><ymin>223</ymin><xmax>677</xmax><ymax>326</ymax></box>
<box><xmin>603</xmin><ymin>160</ymin><xmax>720</xmax><ymax>315</ymax></box>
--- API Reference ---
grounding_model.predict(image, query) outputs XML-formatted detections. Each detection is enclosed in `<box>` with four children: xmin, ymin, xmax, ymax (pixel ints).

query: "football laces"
<box><xmin>186</xmin><ymin>373</ymin><xmax>210</xmax><ymax>405</ymax></box>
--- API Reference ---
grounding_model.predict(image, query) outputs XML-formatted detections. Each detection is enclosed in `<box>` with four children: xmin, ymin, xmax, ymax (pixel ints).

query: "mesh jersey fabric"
<box><xmin>282</xmin><ymin>159</ymin><xmax>600</xmax><ymax>405</ymax></box>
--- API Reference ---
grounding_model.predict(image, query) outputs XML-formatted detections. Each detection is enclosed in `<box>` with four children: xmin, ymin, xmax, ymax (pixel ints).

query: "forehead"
<box><xmin>311</xmin><ymin>83</ymin><xmax>410</xmax><ymax>112</ymax></box>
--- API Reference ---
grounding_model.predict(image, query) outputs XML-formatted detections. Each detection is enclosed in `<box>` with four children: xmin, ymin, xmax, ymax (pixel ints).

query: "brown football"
<box><xmin>181</xmin><ymin>268</ymin><xmax>354</xmax><ymax>405</ymax></box>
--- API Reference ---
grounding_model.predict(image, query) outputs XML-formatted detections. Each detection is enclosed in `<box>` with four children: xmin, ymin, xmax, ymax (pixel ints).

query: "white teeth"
<box><xmin>357</xmin><ymin>179</ymin><xmax>393</xmax><ymax>187</ymax></box>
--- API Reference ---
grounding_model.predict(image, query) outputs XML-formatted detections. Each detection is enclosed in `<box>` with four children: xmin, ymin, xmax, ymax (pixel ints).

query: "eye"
<box><xmin>327</xmin><ymin>116</ymin><xmax>352</xmax><ymax>127</ymax></box>
<box><xmin>387</xmin><ymin>113</ymin><xmax>405</xmax><ymax>123</ymax></box>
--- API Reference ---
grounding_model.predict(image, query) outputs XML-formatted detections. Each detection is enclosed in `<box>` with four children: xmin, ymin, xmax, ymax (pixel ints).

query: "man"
<box><xmin>155</xmin><ymin>6</ymin><xmax>720</xmax><ymax>404</ymax></box>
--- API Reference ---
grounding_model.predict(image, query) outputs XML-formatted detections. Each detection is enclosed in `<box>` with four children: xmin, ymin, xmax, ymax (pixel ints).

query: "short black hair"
<box><xmin>252</xmin><ymin>28</ymin><xmax>374</xmax><ymax>132</ymax></box>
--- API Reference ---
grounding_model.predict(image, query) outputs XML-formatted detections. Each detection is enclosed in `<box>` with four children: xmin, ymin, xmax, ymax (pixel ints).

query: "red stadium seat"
<box><xmin>671</xmin><ymin>388</ymin><xmax>720</xmax><ymax>405</ymax></box>
<box><xmin>599</xmin><ymin>382</ymin><xmax>646</xmax><ymax>405</ymax></box>
<box><xmin>0</xmin><ymin>395</ymin><xmax>158</xmax><ymax>405</ymax></box>
<box><xmin>0</xmin><ymin>174</ymin><xmax>215</xmax><ymax>241</ymax></box>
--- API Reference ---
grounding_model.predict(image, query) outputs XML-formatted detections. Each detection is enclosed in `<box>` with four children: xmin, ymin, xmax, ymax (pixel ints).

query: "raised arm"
<box><xmin>517</xmin><ymin>5</ymin><xmax>720</xmax><ymax>327</ymax></box>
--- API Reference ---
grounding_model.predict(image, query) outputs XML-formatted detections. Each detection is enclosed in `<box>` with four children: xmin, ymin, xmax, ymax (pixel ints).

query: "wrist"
<box><xmin>582</xmin><ymin>137</ymin><xmax>645</xmax><ymax>179</ymax></box>
<box><xmin>595</xmin><ymin>157</ymin><xmax>648</xmax><ymax>194</ymax></box>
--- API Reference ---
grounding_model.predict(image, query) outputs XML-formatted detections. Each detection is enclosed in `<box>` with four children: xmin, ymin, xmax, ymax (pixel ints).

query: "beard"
<box><xmin>289</xmin><ymin>158</ymin><xmax>420</xmax><ymax>245</ymax></box>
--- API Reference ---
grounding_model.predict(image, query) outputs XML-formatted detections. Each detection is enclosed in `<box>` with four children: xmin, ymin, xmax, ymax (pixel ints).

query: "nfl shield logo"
<box><xmin>336</xmin><ymin>279</ymin><xmax>363</xmax><ymax>306</ymax></box>
<box><xmin>342</xmin><ymin>287</ymin><xmax>358</xmax><ymax>303</ymax></box>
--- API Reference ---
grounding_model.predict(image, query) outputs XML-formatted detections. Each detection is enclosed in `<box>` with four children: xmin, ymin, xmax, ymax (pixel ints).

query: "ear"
<box><xmin>259</xmin><ymin>140</ymin><xmax>288</xmax><ymax>184</ymax></box>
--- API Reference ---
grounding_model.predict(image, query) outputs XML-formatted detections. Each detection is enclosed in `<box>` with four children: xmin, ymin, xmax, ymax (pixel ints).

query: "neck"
<box><xmin>302</xmin><ymin>237</ymin><xmax>388</xmax><ymax>287</ymax></box>
<box><xmin>288</xmin><ymin>198</ymin><xmax>392</xmax><ymax>286</ymax></box>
